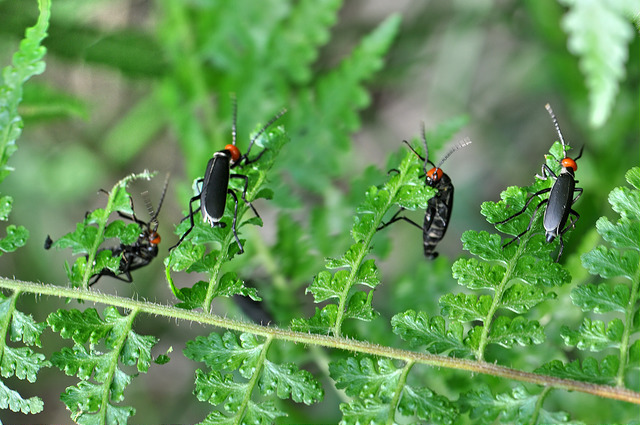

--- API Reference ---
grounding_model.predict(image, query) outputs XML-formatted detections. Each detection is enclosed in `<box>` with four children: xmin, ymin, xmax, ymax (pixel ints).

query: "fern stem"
<box><xmin>236</xmin><ymin>334</ymin><xmax>273</xmax><ymax>423</ymax></box>
<box><xmin>0</xmin><ymin>291</ymin><xmax>20</xmax><ymax>361</ymax></box>
<box><xmin>528</xmin><ymin>386</ymin><xmax>552</xmax><ymax>425</ymax></box>
<box><xmin>387</xmin><ymin>359</ymin><xmax>414</xmax><ymax>425</ymax></box>
<box><xmin>202</xmin><ymin>169</ymin><xmax>266</xmax><ymax>311</ymax></box>
<box><xmin>333</xmin><ymin>152</ymin><xmax>420</xmax><ymax>337</ymax></box>
<box><xmin>99</xmin><ymin>307</ymin><xmax>140</xmax><ymax>423</ymax></box>
<box><xmin>476</xmin><ymin>218</ymin><xmax>532</xmax><ymax>360</ymax></box>
<box><xmin>617</xmin><ymin>257</ymin><xmax>640</xmax><ymax>387</ymax></box>
<box><xmin>3</xmin><ymin>278</ymin><xmax>639</xmax><ymax>405</ymax></box>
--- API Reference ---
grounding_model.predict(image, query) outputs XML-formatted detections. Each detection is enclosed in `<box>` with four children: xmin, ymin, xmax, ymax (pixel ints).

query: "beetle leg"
<box><xmin>572</xmin><ymin>187</ymin><xmax>583</xmax><ymax>203</ymax></box>
<box><xmin>227</xmin><ymin>189</ymin><xmax>244</xmax><ymax>253</ymax></box>
<box><xmin>230</xmin><ymin>174</ymin><xmax>259</xmax><ymax>218</ymax></box>
<box><xmin>502</xmin><ymin>198</ymin><xmax>548</xmax><ymax>248</ymax></box>
<box><xmin>169</xmin><ymin>194</ymin><xmax>201</xmax><ymax>251</ymax></box>
<box><xmin>536</xmin><ymin>163</ymin><xmax>557</xmax><ymax>180</ymax></box>
<box><xmin>495</xmin><ymin>188</ymin><xmax>551</xmax><ymax>225</ymax></box>
<box><xmin>378</xmin><ymin>208</ymin><xmax>424</xmax><ymax>231</ymax></box>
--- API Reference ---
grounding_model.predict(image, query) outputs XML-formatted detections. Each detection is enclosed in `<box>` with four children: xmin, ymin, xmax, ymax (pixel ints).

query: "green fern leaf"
<box><xmin>399</xmin><ymin>386</ymin><xmax>458</xmax><ymax>425</ymax></box>
<box><xmin>439</xmin><ymin>293</ymin><xmax>493</xmax><ymax>322</ymax></box>
<box><xmin>0</xmin><ymin>293</ymin><xmax>49</xmax><ymax>416</ymax></box>
<box><xmin>46</xmin><ymin>171</ymin><xmax>155</xmax><ymax>287</ymax></box>
<box><xmin>294</xmin><ymin>128</ymin><xmax>436</xmax><ymax>335</ymax></box>
<box><xmin>10</xmin><ymin>309</ymin><xmax>46</xmax><ymax>346</ymax></box>
<box><xmin>535</xmin><ymin>356</ymin><xmax>618</xmax><ymax>385</ymax></box>
<box><xmin>391</xmin><ymin>310</ymin><xmax>473</xmax><ymax>357</ymax></box>
<box><xmin>1</xmin><ymin>346</ymin><xmax>48</xmax><ymax>382</ymax></box>
<box><xmin>571</xmin><ymin>283</ymin><xmax>629</xmax><ymax>313</ymax></box>
<box><xmin>331</xmin><ymin>357</ymin><xmax>401</xmax><ymax>399</ymax></box>
<box><xmin>460</xmin><ymin>384</ymin><xmax>572</xmax><ymax>425</ymax></box>
<box><xmin>488</xmin><ymin>316</ymin><xmax>545</xmax><ymax>348</ymax></box>
<box><xmin>184</xmin><ymin>332</ymin><xmax>262</xmax><ymax>377</ymax></box>
<box><xmin>561</xmin><ymin>318</ymin><xmax>624</xmax><ymax>351</ymax></box>
<box><xmin>166</xmin><ymin>124</ymin><xmax>288</xmax><ymax>311</ymax></box>
<box><xmin>186</xmin><ymin>331</ymin><xmax>321</xmax><ymax>423</ymax></box>
<box><xmin>331</xmin><ymin>356</ymin><xmax>457</xmax><ymax>424</ymax></box>
<box><xmin>0</xmin><ymin>379</ymin><xmax>44</xmax><ymax>415</ymax></box>
<box><xmin>565</xmin><ymin>167</ymin><xmax>640</xmax><ymax>387</ymax></box>
<box><xmin>260</xmin><ymin>361</ymin><xmax>324</xmax><ymax>404</ymax></box>
<box><xmin>558</xmin><ymin>0</ymin><xmax>638</xmax><ymax>127</ymax></box>
<box><xmin>49</xmin><ymin>306</ymin><xmax>157</xmax><ymax>423</ymax></box>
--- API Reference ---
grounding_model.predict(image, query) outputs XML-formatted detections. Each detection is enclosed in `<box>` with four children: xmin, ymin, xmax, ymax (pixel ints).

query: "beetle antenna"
<box><xmin>436</xmin><ymin>138</ymin><xmax>472</xmax><ymax>169</ymax></box>
<box><xmin>231</xmin><ymin>93</ymin><xmax>238</xmax><ymax>147</ymax></box>
<box><xmin>245</xmin><ymin>108</ymin><xmax>287</xmax><ymax>155</ymax></box>
<box><xmin>545</xmin><ymin>103</ymin><xmax>567</xmax><ymax>158</ymax></box>
<box><xmin>145</xmin><ymin>173</ymin><xmax>170</xmax><ymax>230</ymax></box>
<box><xmin>420</xmin><ymin>122</ymin><xmax>435</xmax><ymax>174</ymax></box>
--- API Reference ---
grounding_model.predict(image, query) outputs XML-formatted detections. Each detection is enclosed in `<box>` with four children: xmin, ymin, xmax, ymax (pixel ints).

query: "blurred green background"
<box><xmin>0</xmin><ymin>0</ymin><xmax>638</xmax><ymax>423</ymax></box>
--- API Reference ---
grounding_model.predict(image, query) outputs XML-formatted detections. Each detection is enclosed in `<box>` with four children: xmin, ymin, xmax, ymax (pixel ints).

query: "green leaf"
<box><xmin>47</xmin><ymin>308</ymin><xmax>113</xmax><ymax>345</ymax></box>
<box><xmin>460</xmin><ymin>231</ymin><xmax>508</xmax><ymax>263</ymax></box>
<box><xmin>0</xmin><ymin>380</ymin><xmax>44</xmax><ymax>414</ymax></box>
<box><xmin>500</xmin><ymin>282</ymin><xmax>556</xmax><ymax>313</ymax></box>
<box><xmin>20</xmin><ymin>81</ymin><xmax>88</xmax><ymax>122</ymax></box>
<box><xmin>535</xmin><ymin>356</ymin><xmax>618</xmax><ymax>385</ymax></box>
<box><xmin>211</xmin><ymin>272</ymin><xmax>261</xmax><ymax>300</ymax></box>
<box><xmin>194</xmin><ymin>368</ymin><xmax>246</xmax><ymax>407</ymax></box>
<box><xmin>460</xmin><ymin>384</ymin><xmax>570</xmax><ymax>425</ymax></box>
<box><xmin>596</xmin><ymin>216</ymin><xmax>640</xmax><ymax>250</ymax></box>
<box><xmin>121</xmin><ymin>331</ymin><xmax>157</xmax><ymax>373</ymax></box>
<box><xmin>451</xmin><ymin>258</ymin><xmax>505</xmax><ymax>290</ymax></box>
<box><xmin>399</xmin><ymin>385</ymin><xmax>458</xmax><ymax>425</ymax></box>
<box><xmin>0</xmin><ymin>195</ymin><xmax>13</xmax><ymax>220</ymax></box>
<box><xmin>290</xmin><ymin>305</ymin><xmax>337</xmax><ymax>334</ymax></box>
<box><xmin>439</xmin><ymin>293</ymin><xmax>492</xmax><ymax>322</ymax></box>
<box><xmin>581</xmin><ymin>246</ymin><xmax>639</xmax><ymax>279</ymax></box>
<box><xmin>512</xmin><ymin>255</ymin><xmax>571</xmax><ymax>288</ymax></box>
<box><xmin>260</xmin><ymin>361</ymin><xmax>323</xmax><ymax>405</ymax></box>
<box><xmin>559</xmin><ymin>0</ymin><xmax>637</xmax><ymax>127</ymax></box>
<box><xmin>340</xmin><ymin>399</ymin><xmax>391</xmax><ymax>425</ymax></box>
<box><xmin>345</xmin><ymin>290</ymin><xmax>377</xmax><ymax>321</ymax></box>
<box><xmin>307</xmin><ymin>270</ymin><xmax>348</xmax><ymax>302</ymax></box>
<box><xmin>488</xmin><ymin>316</ymin><xmax>545</xmax><ymax>348</ymax></box>
<box><xmin>571</xmin><ymin>283</ymin><xmax>629</xmax><ymax>313</ymax></box>
<box><xmin>0</xmin><ymin>346</ymin><xmax>49</xmax><ymax>382</ymax></box>
<box><xmin>561</xmin><ymin>318</ymin><xmax>624</xmax><ymax>351</ymax></box>
<box><xmin>0</xmin><ymin>0</ymin><xmax>50</xmax><ymax>183</ymax></box>
<box><xmin>10</xmin><ymin>310</ymin><xmax>46</xmax><ymax>346</ymax></box>
<box><xmin>391</xmin><ymin>310</ymin><xmax>473</xmax><ymax>357</ymax></box>
<box><xmin>51</xmin><ymin>344</ymin><xmax>109</xmax><ymax>382</ymax></box>
<box><xmin>330</xmin><ymin>357</ymin><xmax>400</xmax><ymax>399</ymax></box>
<box><xmin>184</xmin><ymin>332</ymin><xmax>263</xmax><ymax>378</ymax></box>
<box><xmin>0</xmin><ymin>224</ymin><xmax>29</xmax><ymax>254</ymax></box>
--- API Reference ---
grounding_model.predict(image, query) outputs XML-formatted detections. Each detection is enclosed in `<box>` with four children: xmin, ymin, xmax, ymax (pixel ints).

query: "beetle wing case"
<box><xmin>201</xmin><ymin>151</ymin><xmax>232</xmax><ymax>224</ymax></box>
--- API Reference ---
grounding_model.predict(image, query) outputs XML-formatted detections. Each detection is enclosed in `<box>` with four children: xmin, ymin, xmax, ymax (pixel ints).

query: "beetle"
<box><xmin>379</xmin><ymin>124</ymin><xmax>472</xmax><ymax>259</ymax></box>
<box><xmin>169</xmin><ymin>101</ymin><xmax>286</xmax><ymax>253</ymax></box>
<box><xmin>496</xmin><ymin>103</ymin><xmax>583</xmax><ymax>261</ymax></box>
<box><xmin>45</xmin><ymin>174</ymin><xmax>170</xmax><ymax>285</ymax></box>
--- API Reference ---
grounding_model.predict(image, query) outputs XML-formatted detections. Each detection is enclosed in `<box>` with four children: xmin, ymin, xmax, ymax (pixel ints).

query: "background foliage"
<box><xmin>0</xmin><ymin>0</ymin><xmax>638</xmax><ymax>423</ymax></box>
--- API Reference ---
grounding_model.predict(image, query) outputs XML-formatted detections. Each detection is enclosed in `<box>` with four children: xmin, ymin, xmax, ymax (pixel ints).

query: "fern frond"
<box><xmin>48</xmin><ymin>306</ymin><xmax>158</xmax><ymax>424</ymax></box>
<box><xmin>291</xmin><ymin>143</ymin><xmax>432</xmax><ymax>336</ymax></box>
<box><xmin>392</xmin><ymin>141</ymin><xmax>574</xmax><ymax>362</ymax></box>
<box><xmin>46</xmin><ymin>171</ymin><xmax>155</xmax><ymax>288</ymax></box>
<box><xmin>460</xmin><ymin>385</ymin><xmax>573</xmax><ymax>425</ymax></box>
<box><xmin>0</xmin><ymin>0</ymin><xmax>50</xmax><ymax>255</ymax></box>
<box><xmin>543</xmin><ymin>167</ymin><xmax>639</xmax><ymax>388</ymax></box>
<box><xmin>185</xmin><ymin>331</ymin><xmax>322</xmax><ymax>424</ymax></box>
<box><xmin>165</xmin><ymin>124</ymin><xmax>288</xmax><ymax>312</ymax></box>
<box><xmin>558</xmin><ymin>0</ymin><xmax>638</xmax><ymax>127</ymax></box>
<box><xmin>330</xmin><ymin>356</ymin><xmax>457</xmax><ymax>424</ymax></box>
<box><xmin>0</xmin><ymin>292</ymin><xmax>49</xmax><ymax>416</ymax></box>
